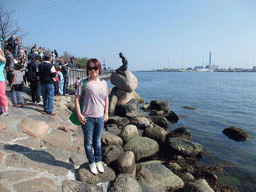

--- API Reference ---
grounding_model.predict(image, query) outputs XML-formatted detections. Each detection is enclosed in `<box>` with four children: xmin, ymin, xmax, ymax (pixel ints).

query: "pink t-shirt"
<box><xmin>75</xmin><ymin>79</ymin><xmax>109</xmax><ymax>118</ymax></box>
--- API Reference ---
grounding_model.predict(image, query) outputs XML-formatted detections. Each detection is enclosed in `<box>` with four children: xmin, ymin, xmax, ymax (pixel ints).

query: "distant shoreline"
<box><xmin>137</xmin><ymin>70</ymin><xmax>256</xmax><ymax>73</ymax></box>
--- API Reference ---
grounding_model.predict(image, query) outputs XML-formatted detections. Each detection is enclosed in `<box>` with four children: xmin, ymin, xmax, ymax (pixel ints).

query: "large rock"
<box><xmin>42</xmin><ymin>129</ymin><xmax>71</xmax><ymax>151</ymax></box>
<box><xmin>116</xmin><ymin>151</ymin><xmax>136</xmax><ymax>177</ymax></box>
<box><xmin>137</xmin><ymin>161</ymin><xmax>184</xmax><ymax>191</ymax></box>
<box><xmin>77</xmin><ymin>162</ymin><xmax>116</xmax><ymax>184</ymax></box>
<box><xmin>119</xmin><ymin>124</ymin><xmax>139</xmax><ymax>144</ymax></box>
<box><xmin>150</xmin><ymin>115</ymin><xmax>169</xmax><ymax>129</ymax></box>
<box><xmin>223</xmin><ymin>126</ymin><xmax>249</xmax><ymax>141</ymax></box>
<box><xmin>116</xmin><ymin>89</ymin><xmax>135</xmax><ymax>106</ymax></box>
<box><xmin>167</xmin><ymin>127</ymin><xmax>192</xmax><ymax>140</ymax></box>
<box><xmin>110</xmin><ymin>71</ymin><xmax>138</xmax><ymax>92</ymax></box>
<box><xmin>102</xmin><ymin>145</ymin><xmax>124</xmax><ymax>165</ymax></box>
<box><xmin>143</xmin><ymin>126</ymin><xmax>167</xmax><ymax>145</ymax></box>
<box><xmin>102</xmin><ymin>131</ymin><xmax>123</xmax><ymax>146</ymax></box>
<box><xmin>123</xmin><ymin>136</ymin><xmax>159</xmax><ymax>161</ymax></box>
<box><xmin>19</xmin><ymin>118</ymin><xmax>49</xmax><ymax>138</ymax></box>
<box><xmin>116</xmin><ymin>99</ymin><xmax>139</xmax><ymax>117</ymax></box>
<box><xmin>129</xmin><ymin>116</ymin><xmax>151</xmax><ymax>129</ymax></box>
<box><xmin>150</xmin><ymin>100</ymin><xmax>169</xmax><ymax>112</ymax></box>
<box><xmin>164</xmin><ymin>138</ymin><xmax>203</xmax><ymax>157</ymax></box>
<box><xmin>183</xmin><ymin>179</ymin><xmax>214</xmax><ymax>192</ymax></box>
<box><xmin>62</xmin><ymin>180</ymin><xmax>103</xmax><ymax>192</ymax></box>
<box><xmin>108</xmin><ymin>173</ymin><xmax>142</xmax><ymax>192</ymax></box>
<box><xmin>13</xmin><ymin>178</ymin><xmax>58</xmax><ymax>192</ymax></box>
<box><xmin>109</xmin><ymin>87</ymin><xmax>118</xmax><ymax>116</ymax></box>
<box><xmin>106</xmin><ymin>116</ymin><xmax>130</xmax><ymax>129</ymax></box>
<box><xmin>165</xmin><ymin>110</ymin><xmax>179</xmax><ymax>123</ymax></box>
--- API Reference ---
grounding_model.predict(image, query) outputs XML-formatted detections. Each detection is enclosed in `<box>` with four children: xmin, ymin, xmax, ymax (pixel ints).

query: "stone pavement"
<box><xmin>0</xmin><ymin>86</ymin><xmax>90</xmax><ymax>192</ymax></box>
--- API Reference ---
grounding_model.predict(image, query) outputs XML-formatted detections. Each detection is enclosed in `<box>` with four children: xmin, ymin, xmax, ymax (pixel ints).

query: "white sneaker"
<box><xmin>96</xmin><ymin>162</ymin><xmax>104</xmax><ymax>173</ymax></box>
<box><xmin>89</xmin><ymin>163</ymin><xmax>98</xmax><ymax>175</ymax></box>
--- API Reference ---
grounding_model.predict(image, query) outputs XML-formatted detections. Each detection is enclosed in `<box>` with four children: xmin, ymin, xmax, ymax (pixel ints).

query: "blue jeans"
<box><xmin>41</xmin><ymin>83</ymin><xmax>54</xmax><ymax>113</ymax></box>
<box><xmin>82</xmin><ymin>116</ymin><xmax>104</xmax><ymax>164</ymax></box>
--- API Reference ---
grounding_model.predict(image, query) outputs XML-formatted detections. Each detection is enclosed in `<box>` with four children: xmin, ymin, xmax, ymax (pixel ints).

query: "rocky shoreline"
<box><xmin>0</xmin><ymin>70</ymin><xmax>240</xmax><ymax>191</ymax></box>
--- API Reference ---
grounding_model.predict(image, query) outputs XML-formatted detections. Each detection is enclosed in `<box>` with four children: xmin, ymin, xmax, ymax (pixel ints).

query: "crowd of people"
<box><xmin>1</xmin><ymin>35</ymin><xmax>110</xmax><ymax>175</ymax></box>
<box><xmin>0</xmin><ymin>34</ymin><xmax>77</xmax><ymax>116</ymax></box>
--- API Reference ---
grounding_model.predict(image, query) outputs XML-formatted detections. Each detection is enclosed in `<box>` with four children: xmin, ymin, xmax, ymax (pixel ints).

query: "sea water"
<box><xmin>108</xmin><ymin>71</ymin><xmax>256</xmax><ymax>191</ymax></box>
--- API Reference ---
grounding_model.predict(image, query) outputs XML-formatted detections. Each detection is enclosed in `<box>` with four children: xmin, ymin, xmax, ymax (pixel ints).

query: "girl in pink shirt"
<box><xmin>75</xmin><ymin>59</ymin><xmax>109</xmax><ymax>175</ymax></box>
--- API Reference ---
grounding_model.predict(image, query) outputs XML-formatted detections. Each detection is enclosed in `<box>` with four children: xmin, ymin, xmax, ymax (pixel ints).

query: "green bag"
<box><xmin>69</xmin><ymin>79</ymin><xmax>87</xmax><ymax>125</ymax></box>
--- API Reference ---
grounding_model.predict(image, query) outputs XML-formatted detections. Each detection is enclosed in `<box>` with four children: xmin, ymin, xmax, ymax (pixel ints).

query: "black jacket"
<box><xmin>38</xmin><ymin>61</ymin><xmax>56</xmax><ymax>84</ymax></box>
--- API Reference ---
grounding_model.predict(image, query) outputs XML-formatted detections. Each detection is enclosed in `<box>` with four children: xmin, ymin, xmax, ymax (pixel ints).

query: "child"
<box><xmin>10</xmin><ymin>64</ymin><xmax>25</xmax><ymax>107</ymax></box>
<box><xmin>74</xmin><ymin>76</ymin><xmax>81</xmax><ymax>89</ymax></box>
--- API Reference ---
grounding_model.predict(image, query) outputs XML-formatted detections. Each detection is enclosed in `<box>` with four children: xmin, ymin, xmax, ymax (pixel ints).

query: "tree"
<box><xmin>0</xmin><ymin>5</ymin><xmax>28</xmax><ymax>41</ymax></box>
<box><xmin>76</xmin><ymin>57</ymin><xmax>89</xmax><ymax>69</ymax></box>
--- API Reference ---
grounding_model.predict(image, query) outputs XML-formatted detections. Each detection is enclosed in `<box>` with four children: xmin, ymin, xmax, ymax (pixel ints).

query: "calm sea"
<box><xmin>108</xmin><ymin>71</ymin><xmax>256</xmax><ymax>191</ymax></box>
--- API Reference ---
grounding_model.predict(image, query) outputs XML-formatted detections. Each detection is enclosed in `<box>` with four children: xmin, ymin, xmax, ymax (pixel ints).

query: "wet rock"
<box><xmin>182</xmin><ymin>106</ymin><xmax>196</xmax><ymax>110</ymax></box>
<box><xmin>150</xmin><ymin>115</ymin><xmax>169</xmax><ymax>129</ymax></box>
<box><xmin>150</xmin><ymin>100</ymin><xmax>169</xmax><ymax>112</ymax></box>
<box><xmin>142</xmin><ymin>126</ymin><xmax>167</xmax><ymax>145</ymax></box>
<box><xmin>183</xmin><ymin>179</ymin><xmax>214</xmax><ymax>192</ymax></box>
<box><xmin>119</xmin><ymin>124</ymin><xmax>139</xmax><ymax>144</ymax></box>
<box><xmin>167</xmin><ymin>127</ymin><xmax>192</xmax><ymax>140</ymax></box>
<box><xmin>123</xmin><ymin>136</ymin><xmax>159</xmax><ymax>161</ymax></box>
<box><xmin>19</xmin><ymin>118</ymin><xmax>49</xmax><ymax>138</ymax></box>
<box><xmin>137</xmin><ymin>161</ymin><xmax>184</xmax><ymax>191</ymax></box>
<box><xmin>62</xmin><ymin>180</ymin><xmax>103</xmax><ymax>192</ymax></box>
<box><xmin>165</xmin><ymin>110</ymin><xmax>180</xmax><ymax>123</ymax></box>
<box><xmin>108</xmin><ymin>173</ymin><xmax>142</xmax><ymax>192</ymax></box>
<box><xmin>223</xmin><ymin>126</ymin><xmax>249</xmax><ymax>141</ymax></box>
<box><xmin>77</xmin><ymin>162</ymin><xmax>116</xmax><ymax>184</ymax></box>
<box><xmin>164</xmin><ymin>138</ymin><xmax>203</xmax><ymax>157</ymax></box>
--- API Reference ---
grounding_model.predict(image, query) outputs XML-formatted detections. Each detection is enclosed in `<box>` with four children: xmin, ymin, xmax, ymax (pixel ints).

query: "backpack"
<box><xmin>27</xmin><ymin>61</ymin><xmax>37</xmax><ymax>82</ymax></box>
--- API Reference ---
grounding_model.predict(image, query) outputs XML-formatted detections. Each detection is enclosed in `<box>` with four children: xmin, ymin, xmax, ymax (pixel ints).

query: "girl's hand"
<box><xmin>78</xmin><ymin>114</ymin><xmax>86</xmax><ymax>125</ymax></box>
<box><xmin>104</xmin><ymin>114</ymin><xmax>109</xmax><ymax>123</ymax></box>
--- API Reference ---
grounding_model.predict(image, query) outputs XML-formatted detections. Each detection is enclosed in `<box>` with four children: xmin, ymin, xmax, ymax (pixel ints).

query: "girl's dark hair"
<box><xmin>14</xmin><ymin>64</ymin><xmax>21</xmax><ymax>70</ymax></box>
<box><xmin>86</xmin><ymin>58</ymin><xmax>102</xmax><ymax>76</ymax></box>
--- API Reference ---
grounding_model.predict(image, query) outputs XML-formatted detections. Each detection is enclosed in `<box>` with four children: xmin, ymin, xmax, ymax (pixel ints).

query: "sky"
<box><xmin>2</xmin><ymin>0</ymin><xmax>256</xmax><ymax>71</ymax></box>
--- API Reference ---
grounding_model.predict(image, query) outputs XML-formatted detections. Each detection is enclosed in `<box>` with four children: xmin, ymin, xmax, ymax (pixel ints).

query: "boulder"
<box><xmin>110</xmin><ymin>71</ymin><xmax>138</xmax><ymax>92</ymax></box>
<box><xmin>123</xmin><ymin>136</ymin><xmax>159</xmax><ymax>161</ymax></box>
<box><xmin>108</xmin><ymin>173</ymin><xmax>142</xmax><ymax>192</ymax></box>
<box><xmin>116</xmin><ymin>89</ymin><xmax>135</xmax><ymax>106</ymax></box>
<box><xmin>129</xmin><ymin>116</ymin><xmax>151</xmax><ymax>129</ymax></box>
<box><xmin>150</xmin><ymin>115</ymin><xmax>169</xmax><ymax>129</ymax></box>
<box><xmin>183</xmin><ymin>179</ymin><xmax>214</xmax><ymax>192</ymax></box>
<box><xmin>119</xmin><ymin>124</ymin><xmax>139</xmax><ymax>144</ymax></box>
<box><xmin>137</xmin><ymin>161</ymin><xmax>184</xmax><ymax>191</ymax></box>
<box><xmin>167</xmin><ymin>127</ymin><xmax>192</xmax><ymax>140</ymax></box>
<box><xmin>105</xmin><ymin>124</ymin><xmax>121</xmax><ymax>135</ymax></box>
<box><xmin>62</xmin><ymin>180</ymin><xmax>103</xmax><ymax>192</ymax></box>
<box><xmin>223</xmin><ymin>126</ymin><xmax>249</xmax><ymax>141</ymax></box>
<box><xmin>142</xmin><ymin>126</ymin><xmax>167</xmax><ymax>145</ymax></box>
<box><xmin>19</xmin><ymin>118</ymin><xmax>49</xmax><ymax>138</ymax></box>
<box><xmin>116</xmin><ymin>151</ymin><xmax>136</xmax><ymax>177</ymax></box>
<box><xmin>102</xmin><ymin>131</ymin><xmax>123</xmax><ymax>146</ymax></box>
<box><xmin>109</xmin><ymin>87</ymin><xmax>118</xmax><ymax>116</ymax></box>
<box><xmin>106</xmin><ymin>116</ymin><xmax>129</xmax><ymax>129</ymax></box>
<box><xmin>150</xmin><ymin>100</ymin><xmax>169</xmax><ymax>112</ymax></box>
<box><xmin>77</xmin><ymin>162</ymin><xmax>116</xmax><ymax>184</ymax></box>
<box><xmin>141</xmin><ymin>102</ymin><xmax>151</xmax><ymax>112</ymax></box>
<box><xmin>165</xmin><ymin>110</ymin><xmax>179</xmax><ymax>123</ymax></box>
<box><xmin>116</xmin><ymin>99</ymin><xmax>139</xmax><ymax>117</ymax></box>
<box><xmin>102</xmin><ymin>145</ymin><xmax>124</xmax><ymax>165</ymax></box>
<box><xmin>164</xmin><ymin>138</ymin><xmax>203</xmax><ymax>157</ymax></box>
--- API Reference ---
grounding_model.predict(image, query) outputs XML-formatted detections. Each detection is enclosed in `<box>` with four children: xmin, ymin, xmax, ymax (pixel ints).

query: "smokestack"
<box><xmin>209</xmin><ymin>52</ymin><xmax>211</xmax><ymax>68</ymax></box>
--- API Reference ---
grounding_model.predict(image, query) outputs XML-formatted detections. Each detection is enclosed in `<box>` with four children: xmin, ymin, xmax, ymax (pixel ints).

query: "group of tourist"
<box><xmin>0</xmin><ymin>35</ymin><xmax>109</xmax><ymax>175</ymax></box>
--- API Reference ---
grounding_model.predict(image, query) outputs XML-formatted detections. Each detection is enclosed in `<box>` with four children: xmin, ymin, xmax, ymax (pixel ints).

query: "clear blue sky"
<box><xmin>2</xmin><ymin>0</ymin><xmax>256</xmax><ymax>70</ymax></box>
